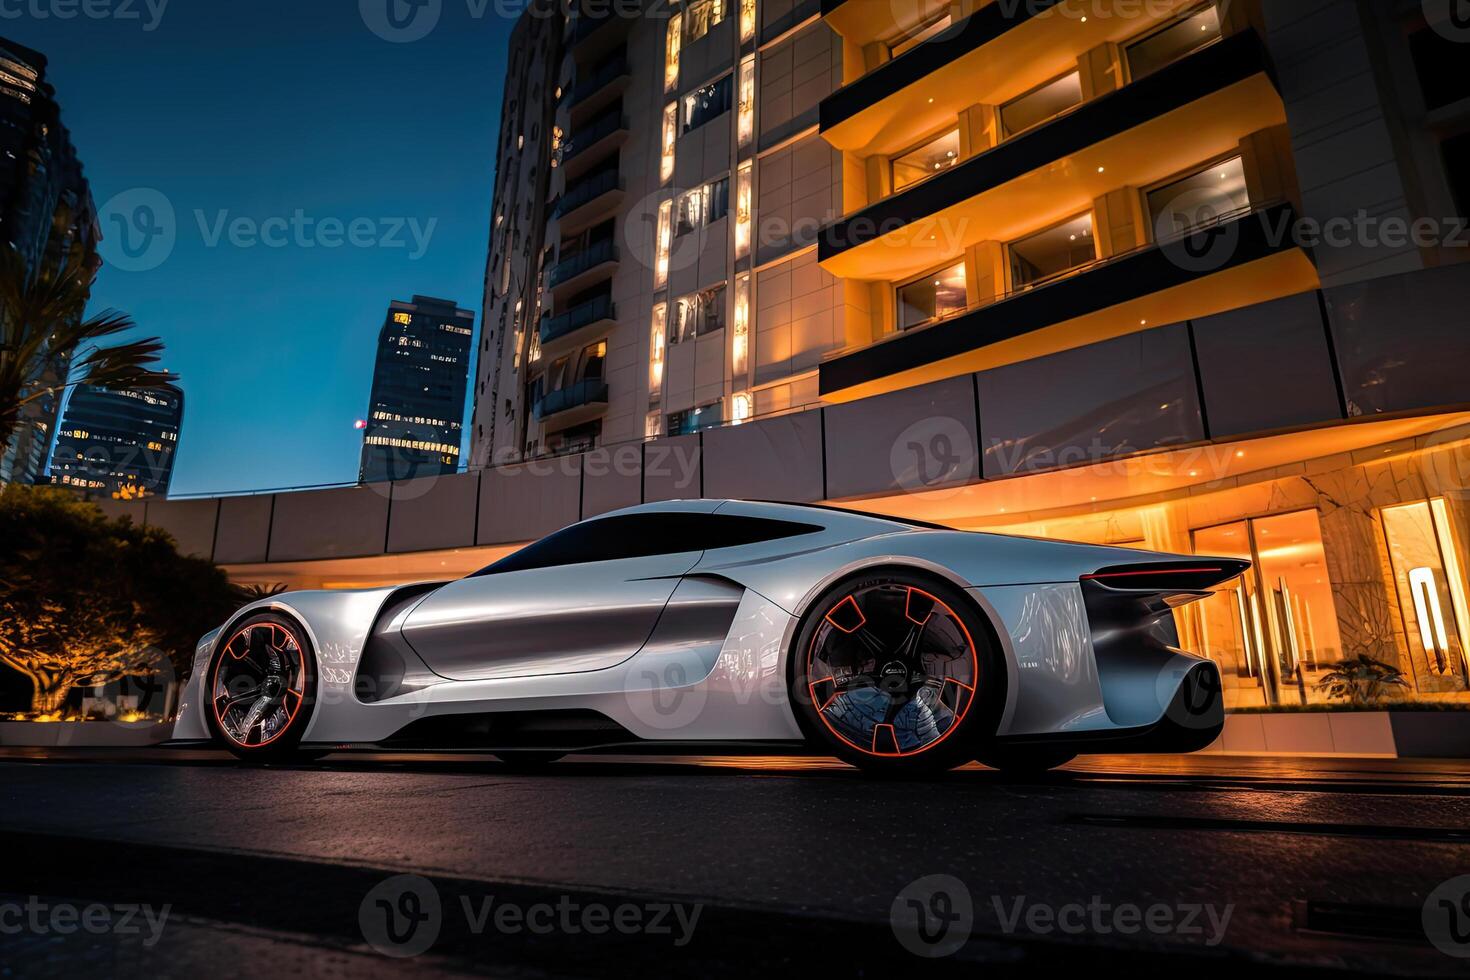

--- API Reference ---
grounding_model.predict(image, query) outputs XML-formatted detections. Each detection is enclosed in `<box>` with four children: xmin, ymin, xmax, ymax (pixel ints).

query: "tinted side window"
<box><xmin>473</xmin><ymin>513</ymin><xmax>822</xmax><ymax>575</ymax></box>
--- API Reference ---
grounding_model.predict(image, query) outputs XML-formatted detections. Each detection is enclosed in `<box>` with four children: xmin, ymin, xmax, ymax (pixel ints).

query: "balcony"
<box><xmin>819</xmin><ymin>30</ymin><xmax>1283</xmax><ymax>281</ymax></box>
<box><xmin>535</xmin><ymin>378</ymin><xmax>610</xmax><ymax>431</ymax></box>
<box><xmin>819</xmin><ymin>201</ymin><xmax>1318</xmax><ymax>400</ymax></box>
<box><xmin>568</xmin><ymin>10</ymin><xmax>630</xmax><ymax>63</ymax></box>
<box><xmin>561</xmin><ymin>110</ymin><xmax>631</xmax><ymax>181</ymax></box>
<box><xmin>568</xmin><ymin>53</ymin><xmax>630</xmax><ymax>124</ymax></box>
<box><xmin>547</xmin><ymin>239</ymin><xmax>620</xmax><ymax>300</ymax></box>
<box><xmin>552</xmin><ymin>169</ymin><xmax>624</xmax><ymax>235</ymax></box>
<box><xmin>540</xmin><ymin>293</ymin><xmax>616</xmax><ymax>354</ymax></box>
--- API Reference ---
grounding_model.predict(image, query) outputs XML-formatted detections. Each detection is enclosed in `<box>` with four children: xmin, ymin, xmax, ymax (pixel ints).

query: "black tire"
<box><xmin>976</xmin><ymin>745</ymin><xmax>1076</xmax><ymax>774</ymax></box>
<box><xmin>203</xmin><ymin>612</ymin><xmax>317</xmax><ymax>762</ymax></box>
<box><xmin>495</xmin><ymin>751</ymin><xmax>565</xmax><ymax>771</ymax></box>
<box><xmin>788</xmin><ymin>570</ymin><xmax>1004</xmax><ymax>776</ymax></box>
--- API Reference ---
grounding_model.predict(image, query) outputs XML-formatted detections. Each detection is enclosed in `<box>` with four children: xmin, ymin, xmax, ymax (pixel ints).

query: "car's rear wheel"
<box><xmin>976</xmin><ymin>745</ymin><xmax>1076</xmax><ymax>774</ymax></box>
<box><xmin>789</xmin><ymin>570</ymin><xmax>1002</xmax><ymax>776</ymax></box>
<box><xmin>204</xmin><ymin>612</ymin><xmax>316</xmax><ymax>762</ymax></box>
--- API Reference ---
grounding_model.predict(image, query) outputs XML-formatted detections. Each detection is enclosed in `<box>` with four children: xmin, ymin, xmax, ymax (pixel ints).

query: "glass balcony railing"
<box><xmin>553</xmin><ymin>169</ymin><xmax>621</xmax><ymax>220</ymax></box>
<box><xmin>535</xmin><ymin>378</ymin><xmax>609</xmax><ymax>420</ymax></box>
<box><xmin>548</xmin><ymin>239</ymin><xmax>618</xmax><ymax>287</ymax></box>
<box><xmin>563</xmin><ymin>111</ymin><xmax>629</xmax><ymax>164</ymax></box>
<box><xmin>540</xmin><ymin>294</ymin><xmax>615</xmax><ymax>345</ymax></box>
<box><xmin>569</xmin><ymin>54</ymin><xmax>629</xmax><ymax>107</ymax></box>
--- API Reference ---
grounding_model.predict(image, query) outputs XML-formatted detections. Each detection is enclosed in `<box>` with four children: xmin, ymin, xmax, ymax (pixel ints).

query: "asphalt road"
<box><xmin>0</xmin><ymin>750</ymin><xmax>1467</xmax><ymax>977</ymax></box>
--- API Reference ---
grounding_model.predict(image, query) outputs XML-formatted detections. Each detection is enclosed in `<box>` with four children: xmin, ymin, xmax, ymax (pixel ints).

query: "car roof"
<box><xmin>601</xmin><ymin>499</ymin><xmax>950</xmax><ymax>532</ymax></box>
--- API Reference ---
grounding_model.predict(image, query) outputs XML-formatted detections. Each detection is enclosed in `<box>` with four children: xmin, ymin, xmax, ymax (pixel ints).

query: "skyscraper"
<box><xmin>0</xmin><ymin>34</ymin><xmax>101</xmax><ymax>485</ymax></box>
<box><xmin>359</xmin><ymin>295</ymin><xmax>475</xmax><ymax>484</ymax></box>
<box><xmin>47</xmin><ymin>384</ymin><xmax>184</xmax><ymax>499</ymax></box>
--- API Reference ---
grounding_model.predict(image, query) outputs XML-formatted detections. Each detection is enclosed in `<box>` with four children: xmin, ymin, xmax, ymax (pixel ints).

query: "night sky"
<box><xmin>4</xmin><ymin>1</ymin><xmax>518</xmax><ymax>494</ymax></box>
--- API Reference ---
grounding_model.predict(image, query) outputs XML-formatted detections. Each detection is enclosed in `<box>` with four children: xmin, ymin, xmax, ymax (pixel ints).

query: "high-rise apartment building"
<box><xmin>360</xmin><ymin>296</ymin><xmax>476</xmax><ymax>484</ymax></box>
<box><xmin>47</xmin><ymin>384</ymin><xmax>184</xmax><ymax>499</ymax></box>
<box><xmin>0</xmin><ymin>35</ymin><xmax>101</xmax><ymax>485</ymax></box>
<box><xmin>469</xmin><ymin>0</ymin><xmax>1470</xmax><ymax>710</ymax></box>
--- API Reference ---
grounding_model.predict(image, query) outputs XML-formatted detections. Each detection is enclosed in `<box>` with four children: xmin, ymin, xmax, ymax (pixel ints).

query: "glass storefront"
<box><xmin>1382</xmin><ymin>498</ymin><xmax>1470</xmax><ymax>695</ymax></box>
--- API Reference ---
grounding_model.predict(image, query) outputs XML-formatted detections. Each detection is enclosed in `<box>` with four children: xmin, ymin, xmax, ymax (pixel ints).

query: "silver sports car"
<box><xmin>173</xmin><ymin>499</ymin><xmax>1246</xmax><ymax>774</ymax></box>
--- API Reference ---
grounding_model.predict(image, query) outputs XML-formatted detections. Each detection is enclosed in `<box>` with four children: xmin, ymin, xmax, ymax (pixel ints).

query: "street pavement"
<box><xmin>0</xmin><ymin>749</ymin><xmax>1467</xmax><ymax>977</ymax></box>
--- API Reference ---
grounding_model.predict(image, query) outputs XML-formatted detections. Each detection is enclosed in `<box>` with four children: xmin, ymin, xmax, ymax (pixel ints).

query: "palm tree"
<box><xmin>0</xmin><ymin>245</ymin><xmax>176</xmax><ymax>461</ymax></box>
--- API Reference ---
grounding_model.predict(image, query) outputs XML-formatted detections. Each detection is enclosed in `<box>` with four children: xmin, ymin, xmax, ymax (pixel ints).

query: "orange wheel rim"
<box><xmin>210</xmin><ymin>621</ymin><xmax>307</xmax><ymax>748</ymax></box>
<box><xmin>806</xmin><ymin>584</ymin><xmax>978</xmax><ymax>757</ymax></box>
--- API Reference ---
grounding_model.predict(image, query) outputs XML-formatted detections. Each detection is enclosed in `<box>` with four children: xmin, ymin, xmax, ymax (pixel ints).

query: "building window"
<box><xmin>660</xmin><ymin>103</ymin><xmax>678</xmax><ymax>183</ymax></box>
<box><xmin>646</xmin><ymin>411</ymin><xmax>663</xmax><ymax>438</ymax></box>
<box><xmin>732</xmin><ymin>273</ymin><xmax>751</xmax><ymax>379</ymax></box>
<box><xmin>665</xmin><ymin>14</ymin><xmax>683</xmax><ymax>93</ymax></box>
<box><xmin>739</xmin><ymin>0</ymin><xmax>756</xmax><ymax>42</ymax></box>
<box><xmin>1408</xmin><ymin>25</ymin><xmax>1470</xmax><ymax>112</ymax></box>
<box><xmin>731</xmin><ymin>391</ymin><xmax>753</xmax><ymax>424</ymax></box>
<box><xmin>1008</xmin><ymin>213</ymin><xmax>1095</xmax><ymax>290</ymax></box>
<box><xmin>668</xmin><ymin>400</ymin><xmax>723</xmax><ymax>436</ymax></box>
<box><xmin>1382</xmin><ymin>499</ymin><xmax>1470</xmax><ymax>694</ymax></box>
<box><xmin>734</xmin><ymin>161</ymin><xmax>753</xmax><ymax>259</ymax></box>
<box><xmin>737</xmin><ymin>55</ymin><xmax>756</xmax><ymax>150</ymax></box>
<box><xmin>683</xmin><ymin>75</ymin><xmax>733</xmax><ymax>134</ymax></box>
<box><xmin>1125</xmin><ymin>2</ymin><xmax>1222</xmax><ymax>81</ymax></box>
<box><xmin>671</xmin><ymin>284</ymin><xmax>727</xmax><ymax>344</ymax></box>
<box><xmin>649</xmin><ymin>304</ymin><xmax>667</xmax><ymax>397</ymax></box>
<box><xmin>897</xmin><ymin>260</ymin><xmax>967</xmax><ymax>331</ymax></box>
<box><xmin>1146</xmin><ymin>156</ymin><xmax>1250</xmax><ymax>241</ymax></box>
<box><xmin>891</xmin><ymin>126</ymin><xmax>961</xmax><ymax>192</ymax></box>
<box><xmin>675</xmin><ymin>176</ymin><xmax>730</xmax><ymax>236</ymax></box>
<box><xmin>685</xmin><ymin>0</ymin><xmax>726</xmax><ymax>43</ymax></box>
<box><xmin>655</xmin><ymin>199</ymin><xmax>673</xmax><ymax>287</ymax></box>
<box><xmin>888</xmin><ymin>9</ymin><xmax>952</xmax><ymax>59</ymax></box>
<box><xmin>999</xmin><ymin>71</ymin><xmax>1082</xmax><ymax>138</ymax></box>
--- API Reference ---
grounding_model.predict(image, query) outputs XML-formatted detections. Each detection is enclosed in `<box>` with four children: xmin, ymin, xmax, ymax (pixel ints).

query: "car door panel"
<box><xmin>400</xmin><ymin>552</ymin><xmax>702</xmax><ymax>681</ymax></box>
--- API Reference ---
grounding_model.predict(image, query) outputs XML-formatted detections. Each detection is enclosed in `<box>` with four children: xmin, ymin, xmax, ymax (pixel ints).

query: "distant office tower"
<box><xmin>0</xmin><ymin>34</ymin><xmax>101</xmax><ymax>485</ymax></box>
<box><xmin>48</xmin><ymin>384</ymin><xmax>183</xmax><ymax>499</ymax></box>
<box><xmin>359</xmin><ymin>296</ymin><xmax>475</xmax><ymax>483</ymax></box>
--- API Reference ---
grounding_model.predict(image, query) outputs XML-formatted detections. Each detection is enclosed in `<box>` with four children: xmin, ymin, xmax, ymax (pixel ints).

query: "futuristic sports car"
<box><xmin>174</xmin><ymin>499</ymin><xmax>1247</xmax><ymax>774</ymax></box>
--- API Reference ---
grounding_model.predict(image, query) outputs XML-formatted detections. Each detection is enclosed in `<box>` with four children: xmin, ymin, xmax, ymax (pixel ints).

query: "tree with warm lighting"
<box><xmin>0</xmin><ymin>485</ymin><xmax>239</xmax><ymax>715</ymax></box>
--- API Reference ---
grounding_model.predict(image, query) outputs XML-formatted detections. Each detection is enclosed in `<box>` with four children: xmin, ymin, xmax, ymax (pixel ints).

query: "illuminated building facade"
<box><xmin>47</xmin><ymin>384</ymin><xmax>183</xmax><ymax>499</ymax></box>
<box><xmin>359</xmin><ymin>296</ymin><xmax>475</xmax><ymax>484</ymax></box>
<box><xmin>0</xmin><ymin>35</ymin><xmax>101</xmax><ymax>486</ymax></box>
<box><xmin>452</xmin><ymin>0</ymin><xmax>1466</xmax><ymax>711</ymax></box>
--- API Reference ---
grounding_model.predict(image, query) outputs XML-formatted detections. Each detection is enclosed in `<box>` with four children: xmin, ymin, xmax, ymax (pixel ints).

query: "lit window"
<box><xmin>1382</xmin><ymin>499</ymin><xmax>1470</xmax><ymax>689</ymax></box>
<box><xmin>685</xmin><ymin>0</ymin><xmax>726</xmax><ymax>43</ymax></box>
<box><xmin>1008</xmin><ymin>213</ymin><xmax>1095</xmax><ymax>290</ymax></box>
<box><xmin>891</xmin><ymin>127</ymin><xmax>961</xmax><ymax>192</ymax></box>
<box><xmin>739</xmin><ymin>0</ymin><xmax>756</xmax><ymax>42</ymax></box>
<box><xmin>1126</xmin><ymin>3</ymin><xmax>1223</xmax><ymax>80</ymax></box>
<box><xmin>732</xmin><ymin>274</ymin><xmax>750</xmax><ymax>378</ymax></box>
<box><xmin>668</xmin><ymin>401</ymin><xmax>723</xmax><ymax>436</ymax></box>
<box><xmin>734</xmin><ymin>162</ymin><xmax>753</xmax><ymax>259</ymax></box>
<box><xmin>646</xmin><ymin>411</ymin><xmax>663</xmax><ymax>438</ymax></box>
<box><xmin>737</xmin><ymin>55</ymin><xmax>756</xmax><ymax>150</ymax></box>
<box><xmin>660</xmin><ymin>103</ymin><xmax>678</xmax><ymax>183</ymax></box>
<box><xmin>671</xmin><ymin>284</ymin><xmax>727</xmax><ymax>344</ymax></box>
<box><xmin>393</xmin><ymin>312</ymin><xmax>412</xmax><ymax>325</ymax></box>
<box><xmin>1147</xmin><ymin>156</ymin><xmax>1249</xmax><ymax>241</ymax></box>
<box><xmin>665</xmin><ymin>14</ymin><xmax>683</xmax><ymax>93</ymax></box>
<box><xmin>999</xmin><ymin>71</ymin><xmax>1083</xmax><ymax>138</ymax></box>
<box><xmin>897</xmin><ymin>261</ymin><xmax>967</xmax><ymax>330</ymax></box>
<box><xmin>655</xmin><ymin>200</ymin><xmax>673</xmax><ymax>287</ymax></box>
<box><xmin>731</xmin><ymin>391</ymin><xmax>753</xmax><ymax>424</ymax></box>
<box><xmin>683</xmin><ymin>75</ymin><xmax>733</xmax><ymax>134</ymax></box>
<box><xmin>675</xmin><ymin>176</ymin><xmax>730</xmax><ymax>236</ymax></box>
<box><xmin>649</xmin><ymin>304</ymin><xmax>667</xmax><ymax>397</ymax></box>
<box><xmin>889</xmin><ymin>10</ymin><xmax>952</xmax><ymax>59</ymax></box>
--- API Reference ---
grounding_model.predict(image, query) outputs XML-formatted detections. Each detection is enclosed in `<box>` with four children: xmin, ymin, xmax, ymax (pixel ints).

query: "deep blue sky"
<box><xmin>5</xmin><ymin>1</ymin><xmax>517</xmax><ymax>494</ymax></box>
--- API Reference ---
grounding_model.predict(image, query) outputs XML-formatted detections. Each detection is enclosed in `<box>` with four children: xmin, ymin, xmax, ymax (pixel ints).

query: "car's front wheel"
<box><xmin>203</xmin><ymin>612</ymin><xmax>317</xmax><ymax>762</ymax></box>
<box><xmin>789</xmin><ymin>571</ymin><xmax>1002</xmax><ymax>776</ymax></box>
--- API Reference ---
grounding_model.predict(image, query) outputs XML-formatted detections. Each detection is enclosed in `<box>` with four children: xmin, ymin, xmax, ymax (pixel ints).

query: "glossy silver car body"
<box><xmin>174</xmin><ymin>499</ymin><xmax>1230</xmax><ymax>756</ymax></box>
